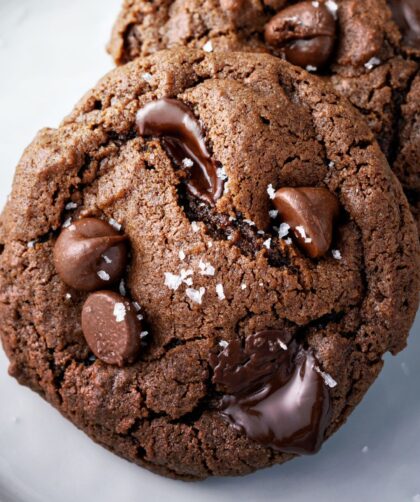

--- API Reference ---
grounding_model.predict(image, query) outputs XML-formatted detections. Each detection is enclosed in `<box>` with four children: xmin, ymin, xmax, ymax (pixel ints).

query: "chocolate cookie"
<box><xmin>108</xmin><ymin>0</ymin><xmax>420</xmax><ymax>226</ymax></box>
<box><xmin>0</xmin><ymin>49</ymin><xmax>419</xmax><ymax>480</ymax></box>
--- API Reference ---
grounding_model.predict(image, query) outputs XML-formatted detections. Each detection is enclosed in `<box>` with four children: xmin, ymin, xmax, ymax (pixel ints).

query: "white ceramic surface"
<box><xmin>0</xmin><ymin>1</ymin><xmax>419</xmax><ymax>501</ymax></box>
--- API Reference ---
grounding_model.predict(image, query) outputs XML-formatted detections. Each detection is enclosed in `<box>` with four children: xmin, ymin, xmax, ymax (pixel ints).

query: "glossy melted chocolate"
<box><xmin>213</xmin><ymin>331</ymin><xmax>331</xmax><ymax>455</ymax></box>
<box><xmin>136</xmin><ymin>98</ymin><xmax>224</xmax><ymax>204</ymax></box>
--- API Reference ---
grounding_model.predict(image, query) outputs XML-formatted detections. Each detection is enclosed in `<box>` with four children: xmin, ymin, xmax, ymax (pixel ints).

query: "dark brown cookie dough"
<box><xmin>108</xmin><ymin>0</ymin><xmax>420</xmax><ymax>224</ymax></box>
<box><xmin>0</xmin><ymin>49</ymin><xmax>419</xmax><ymax>480</ymax></box>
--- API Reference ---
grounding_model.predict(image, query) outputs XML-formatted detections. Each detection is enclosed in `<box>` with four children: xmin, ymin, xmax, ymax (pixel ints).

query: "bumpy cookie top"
<box><xmin>108</xmin><ymin>0</ymin><xmax>420</xmax><ymax>220</ymax></box>
<box><xmin>0</xmin><ymin>49</ymin><xmax>418</xmax><ymax>480</ymax></box>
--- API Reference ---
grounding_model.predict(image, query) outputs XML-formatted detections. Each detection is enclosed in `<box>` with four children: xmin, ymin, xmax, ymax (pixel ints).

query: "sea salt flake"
<box><xmin>216</xmin><ymin>283</ymin><xmax>225</xmax><ymax>300</ymax></box>
<box><xmin>191</xmin><ymin>221</ymin><xmax>200</xmax><ymax>232</ymax></box>
<box><xmin>63</xmin><ymin>217</ymin><xmax>72</xmax><ymax>228</ymax></box>
<box><xmin>315</xmin><ymin>367</ymin><xmax>338</xmax><ymax>388</ymax></box>
<box><xmin>279</xmin><ymin>222</ymin><xmax>291</xmax><ymax>238</ymax></box>
<box><xmin>113</xmin><ymin>302</ymin><xmax>126</xmax><ymax>323</ymax></box>
<box><xmin>296</xmin><ymin>225</ymin><xmax>312</xmax><ymax>243</ymax></box>
<box><xmin>328</xmin><ymin>161</ymin><xmax>335</xmax><ymax>168</ymax></box>
<box><xmin>285</xmin><ymin>237</ymin><xmax>293</xmax><ymax>245</ymax></box>
<box><xmin>263</xmin><ymin>238</ymin><xmax>271</xmax><ymax>249</ymax></box>
<box><xmin>97</xmin><ymin>270</ymin><xmax>110</xmax><ymax>281</ymax></box>
<box><xmin>65</xmin><ymin>202</ymin><xmax>78</xmax><ymax>210</ymax></box>
<box><xmin>203</xmin><ymin>40</ymin><xmax>213</xmax><ymax>52</ymax></box>
<box><xmin>269</xmin><ymin>209</ymin><xmax>278</xmax><ymax>219</ymax></box>
<box><xmin>102</xmin><ymin>254</ymin><xmax>112</xmax><ymax>264</ymax></box>
<box><xmin>27</xmin><ymin>240</ymin><xmax>36</xmax><ymax>249</ymax></box>
<box><xmin>362</xmin><ymin>446</ymin><xmax>369</xmax><ymax>454</ymax></box>
<box><xmin>65</xmin><ymin>293</ymin><xmax>72</xmax><ymax>300</ymax></box>
<box><xmin>267</xmin><ymin>183</ymin><xmax>276</xmax><ymax>200</ymax></box>
<box><xmin>306</xmin><ymin>65</ymin><xmax>318</xmax><ymax>72</ymax></box>
<box><xmin>219</xmin><ymin>340</ymin><xmax>229</xmax><ymax>349</ymax></box>
<box><xmin>364</xmin><ymin>57</ymin><xmax>381</xmax><ymax>70</ymax></box>
<box><xmin>243</xmin><ymin>219</ymin><xmax>255</xmax><ymax>226</ymax></box>
<box><xmin>240</xmin><ymin>283</ymin><xmax>247</xmax><ymax>290</ymax></box>
<box><xmin>184</xmin><ymin>277</ymin><xmax>193</xmax><ymax>286</ymax></box>
<box><xmin>182</xmin><ymin>158</ymin><xmax>194</xmax><ymax>168</ymax></box>
<box><xmin>142</xmin><ymin>72</ymin><xmax>153</xmax><ymax>83</ymax></box>
<box><xmin>179</xmin><ymin>249</ymin><xmax>186</xmax><ymax>260</ymax></box>
<box><xmin>140</xmin><ymin>331</ymin><xmax>149</xmax><ymax>338</ymax></box>
<box><xmin>137</xmin><ymin>314</ymin><xmax>144</xmax><ymax>321</ymax></box>
<box><xmin>119</xmin><ymin>280</ymin><xmax>127</xmax><ymax>296</ymax></box>
<box><xmin>198</xmin><ymin>260</ymin><xmax>215</xmax><ymax>276</ymax></box>
<box><xmin>109</xmin><ymin>218</ymin><xmax>122</xmax><ymax>231</ymax></box>
<box><xmin>164</xmin><ymin>272</ymin><xmax>183</xmax><ymax>290</ymax></box>
<box><xmin>325</xmin><ymin>0</ymin><xmax>338</xmax><ymax>17</ymax></box>
<box><xmin>186</xmin><ymin>287</ymin><xmax>206</xmax><ymax>304</ymax></box>
<box><xmin>332</xmin><ymin>249</ymin><xmax>342</xmax><ymax>260</ymax></box>
<box><xmin>312</xmin><ymin>0</ymin><xmax>320</xmax><ymax>6</ymax></box>
<box><xmin>217</xmin><ymin>167</ymin><xmax>228</xmax><ymax>180</ymax></box>
<box><xmin>278</xmin><ymin>339</ymin><xmax>288</xmax><ymax>351</ymax></box>
<box><xmin>133</xmin><ymin>302</ymin><xmax>141</xmax><ymax>311</ymax></box>
<box><xmin>257</xmin><ymin>230</ymin><xmax>265</xmax><ymax>235</ymax></box>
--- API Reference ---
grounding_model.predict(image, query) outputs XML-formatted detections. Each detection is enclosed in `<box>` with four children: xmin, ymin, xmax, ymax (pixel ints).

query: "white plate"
<box><xmin>0</xmin><ymin>1</ymin><xmax>419</xmax><ymax>501</ymax></box>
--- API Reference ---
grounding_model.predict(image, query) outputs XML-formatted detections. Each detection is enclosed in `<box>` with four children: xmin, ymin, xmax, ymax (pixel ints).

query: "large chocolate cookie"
<box><xmin>0</xmin><ymin>49</ymin><xmax>418</xmax><ymax>479</ymax></box>
<box><xmin>108</xmin><ymin>0</ymin><xmax>420</xmax><ymax>226</ymax></box>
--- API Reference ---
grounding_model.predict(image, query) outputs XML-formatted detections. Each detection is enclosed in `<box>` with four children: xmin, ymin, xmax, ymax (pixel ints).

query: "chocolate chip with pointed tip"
<box><xmin>53</xmin><ymin>218</ymin><xmax>128</xmax><ymax>291</ymax></box>
<box><xmin>81</xmin><ymin>291</ymin><xmax>142</xmax><ymax>367</ymax></box>
<box><xmin>264</xmin><ymin>1</ymin><xmax>336</xmax><ymax>68</ymax></box>
<box><xmin>273</xmin><ymin>187</ymin><xmax>340</xmax><ymax>258</ymax></box>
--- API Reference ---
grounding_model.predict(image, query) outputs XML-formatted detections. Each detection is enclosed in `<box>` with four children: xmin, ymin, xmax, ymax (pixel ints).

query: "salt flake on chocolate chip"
<box><xmin>108</xmin><ymin>218</ymin><xmax>122</xmax><ymax>231</ymax></box>
<box><xmin>267</xmin><ymin>184</ymin><xmax>276</xmax><ymax>200</ymax></box>
<box><xmin>182</xmin><ymin>158</ymin><xmax>194</xmax><ymax>168</ymax></box>
<box><xmin>216</xmin><ymin>283</ymin><xmax>225</xmax><ymax>300</ymax></box>
<box><xmin>296</xmin><ymin>225</ymin><xmax>312</xmax><ymax>243</ymax></box>
<box><xmin>113</xmin><ymin>302</ymin><xmax>126</xmax><ymax>323</ymax></box>
<box><xmin>269</xmin><ymin>209</ymin><xmax>278</xmax><ymax>219</ymax></box>
<box><xmin>315</xmin><ymin>367</ymin><xmax>338</xmax><ymax>388</ymax></box>
<box><xmin>186</xmin><ymin>287</ymin><xmax>206</xmax><ymax>304</ymax></box>
<box><xmin>62</xmin><ymin>217</ymin><xmax>72</xmax><ymax>228</ymax></box>
<box><xmin>306</xmin><ymin>65</ymin><xmax>318</xmax><ymax>72</ymax></box>
<box><xmin>325</xmin><ymin>0</ymin><xmax>338</xmax><ymax>17</ymax></box>
<box><xmin>119</xmin><ymin>279</ymin><xmax>127</xmax><ymax>296</ymax></box>
<box><xmin>279</xmin><ymin>222</ymin><xmax>291</xmax><ymax>238</ymax></box>
<box><xmin>97</xmin><ymin>270</ymin><xmax>110</xmax><ymax>281</ymax></box>
<box><xmin>219</xmin><ymin>340</ymin><xmax>229</xmax><ymax>349</ymax></box>
<box><xmin>65</xmin><ymin>202</ymin><xmax>78</xmax><ymax>210</ymax></box>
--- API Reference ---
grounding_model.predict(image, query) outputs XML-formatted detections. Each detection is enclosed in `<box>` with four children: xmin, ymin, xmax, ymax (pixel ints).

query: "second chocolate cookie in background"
<box><xmin>108</xmin><ymin>0</ymin><xmax>420</xmax><ymax>229</ymax></box>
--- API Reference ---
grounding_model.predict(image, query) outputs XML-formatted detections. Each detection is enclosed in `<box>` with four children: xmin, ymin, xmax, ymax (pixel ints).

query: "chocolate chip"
<box><xmin>264</xmin><ymin>1</ymin><xmax>336</xmax><ymax>68</ymax></box>
<box><xmin>53</xmin><ymin>218</ymin><xmax>128</xmax><ymax>291</ymax></box>
<box><xmin>389</xmin><ymin>0</ymin><xmax>420</xmax><ymax>50</ymax></box>
<box><xmin>212</xmin><ymin>332</ymin><xmax>332</xmax><ymax>455</ymax></box>
<box><xmin>136</xmin><ymin>98</ymin><xmax>224</xmax><ymax>205</ymax></box>
<box><xmin>81</xmin><ymin>291</ymin><xmax>142</xmax><ymax>366</ymax></box>
<box><xmin>273</xmin><ymin>187</ymin><xmax>340</xmax><ymax>258</ymax></box>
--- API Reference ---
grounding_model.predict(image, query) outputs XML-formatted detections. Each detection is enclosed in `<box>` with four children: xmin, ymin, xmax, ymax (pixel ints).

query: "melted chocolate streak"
<box><xmin>136</xmin><ymin>98</ymin><xmax>224</xmax><ymax>205</ymax></box>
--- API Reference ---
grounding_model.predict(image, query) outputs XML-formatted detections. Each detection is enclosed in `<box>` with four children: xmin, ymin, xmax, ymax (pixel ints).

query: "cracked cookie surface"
<box><xmin>0</xmin><ymin>49</ymin><xmax>419</xmax><ymax>479</ymax></box>
<box><xmin>109</xmin><ymin>0</ymin><xmax>420</xmax><ymax>228</ymax></box>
